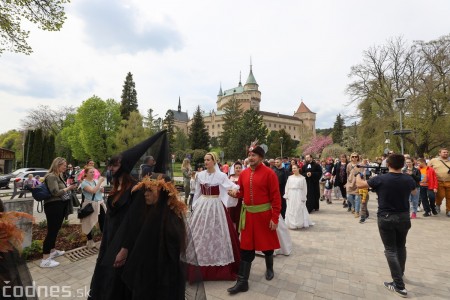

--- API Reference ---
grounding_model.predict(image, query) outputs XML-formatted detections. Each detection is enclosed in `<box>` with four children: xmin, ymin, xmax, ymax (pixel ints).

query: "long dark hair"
<box><xmin>109</xmin><ymin>155</ymin><xmax>136</xmax><ymax>206</ymax></box>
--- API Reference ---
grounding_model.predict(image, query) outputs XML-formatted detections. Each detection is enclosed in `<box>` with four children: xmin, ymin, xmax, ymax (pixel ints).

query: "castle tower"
<box><xmin>294</xmin><ymin>101</ymin><xmax>316</xmax><ymax>136</ymax></box>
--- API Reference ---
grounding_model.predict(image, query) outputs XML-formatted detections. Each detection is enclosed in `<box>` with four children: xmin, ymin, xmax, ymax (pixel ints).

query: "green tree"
<box><xmin>236</xmin><ymin>108</ymin><xmax>268</xmax><ymax>158</ymax></box>
<box><xmin>29</xmin><ymin>128</ymin><xmax>44</xmax><ymax>167</ymax></box>
<box><xmin>42</xmin><ymin>135</ymin><xmax>56</xmax><ymax>168</ymax></box>
<box><xmin>321</xmin><ymin>143</ymin><xmax>348</xmax><ymax>159</ymax></box>
<box><xmin>189</xmin><ymin>106</ymin><xmax>210</xmax><ymax>151</ymax></box>
<box><xmin>331</xmin><ymin>114</ymin><xmax>345</xmax><ymax>145</ymax></box>
<box><xmin>120</xmin><ymin>72</ymin><xmax>138</xmax><ymax>120</ymax></box>
<box><xmin>163</xmin><ymin>110</ymin><xmax>175</xmax><ymax>151</ymax></box>
<box><xmin>0</xmin><ymin>0</ymin><xmax>69</xmax><ymax>55</ymax></box>
<box><xmin>220</xmin><ymin>97</ymin><xmax>243</xmax><ymax>160</ymax></box>
<box><xmin>347</xmin><ymin>35</ymin><xmax>450</xmax><ymax>157</ymax></box>
<box><xmin>75</xmin><ymin>96</ymin><xmax>121</xmax><ymax>163</ymax></box>
<box><xmin>114</xmin><ymin>111</ymin><xmax>147</xmax><ymax>153</ymax></box>
<box><xmin>0</xmin><ymin>130</ymin><xmax>24</xmax><ymax>165</ymax></box>
<box><xmin>143</xmin><ymin>108</ymin><xmax>162</xmax><ymax>135</ymax></box>
<box><xmin>173</xmin><ymin>129</ymin><xmax>189</xmax><ymax>152</ymax></box>
<box><xmin>267</xmin><ymin>129</ymin><xmax>296</xmax><ymax>158</ymax></box>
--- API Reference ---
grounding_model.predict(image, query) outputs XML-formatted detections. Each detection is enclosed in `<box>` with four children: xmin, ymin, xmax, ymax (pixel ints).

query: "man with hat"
<box><xmin>227</xmin><ymin>140</ymin><xmax>281</xmax><ymax>295</ymax></box>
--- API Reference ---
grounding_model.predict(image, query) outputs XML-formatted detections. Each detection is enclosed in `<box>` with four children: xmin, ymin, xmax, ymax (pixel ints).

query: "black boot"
<box><xmin>265</xmin><ymin>255</ymin><xmax>274</xmax><ymax>280</ymax></box>
<box><xmin>227</xmin><ymin>261</ymin><xmax>251</xmax><ymax>294</ymax></box>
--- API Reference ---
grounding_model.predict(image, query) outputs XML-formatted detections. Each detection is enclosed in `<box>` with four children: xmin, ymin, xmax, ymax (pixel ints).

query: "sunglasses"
<box><xmin>351</xmin><ymin>156</ymin><xmax>358</xmax><ymax>158</ymax></box>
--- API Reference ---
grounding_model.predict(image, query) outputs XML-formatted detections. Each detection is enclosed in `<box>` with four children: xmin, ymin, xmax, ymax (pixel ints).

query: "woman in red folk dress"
<box><xmin>187</xmin><ymin>152</ymin><xmax>240</xmax><ymax>281</ymax></box>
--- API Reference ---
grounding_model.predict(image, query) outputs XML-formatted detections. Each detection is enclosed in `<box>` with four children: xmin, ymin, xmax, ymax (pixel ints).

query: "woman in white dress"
<box><xmin>188</xmin><ymin>152</ymin><xmax>241</xmax><ymax>281</ymax></box>
<box><xmin>284</xmin><ymin>164</ymin><xmax>314</xmax><ymax>229</ymax></box>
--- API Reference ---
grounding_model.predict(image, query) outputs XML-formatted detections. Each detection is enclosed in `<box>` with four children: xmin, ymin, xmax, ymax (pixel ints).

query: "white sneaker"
<box><xmin>86</xmin><ymin>240</ymin><xmax>95</xmax><ymax>249</ymax></box>
<box><xmin>50</xmin><ymin>249</ymin><xmax>65</xmax><ymax>259</ymax></box>
<box><xmin>40</xmin><ymin>258</ymin><xmax>60</xmax><ymax>268</ymax></box>
<box><xmin>436</xmin><ymin>206</ymin><xmax>441</xmax><ymax>213</ymax></box>
<box><xmin>417</xmin><ymin>207</ymin><xmax>422</xmax><ymax>212</ymax></box>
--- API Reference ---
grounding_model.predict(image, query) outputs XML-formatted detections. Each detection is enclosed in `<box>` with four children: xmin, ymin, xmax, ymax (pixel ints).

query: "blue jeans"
<box><xmin>378</xmin><ymin>212</ymin><xmax>411</xmax><ymax>290</ymax></box>
<box><xmin>347</xmin><ymin>194</ymin><xmax>361</xmax><ymax>212</ymax></box>
<box><xmin>409</xmin><ymin>191</ymin><xmax>419</xmax><ymax>213</ymax></box>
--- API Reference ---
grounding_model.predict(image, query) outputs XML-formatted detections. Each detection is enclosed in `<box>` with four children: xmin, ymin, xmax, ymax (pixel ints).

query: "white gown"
<box><xmin>256</xmin><ymin>215</ymin><xmax>293</xmax><ymax>256</ymax></box>
<box><xmin>188</xmin><ymin>170</ymin><xmax>239</xmax><ymax>266</ymax></box>
<box><xmin>284</xmin><ymin>174</ymin><xmax>314</xmax><ymax>229</ymax></box>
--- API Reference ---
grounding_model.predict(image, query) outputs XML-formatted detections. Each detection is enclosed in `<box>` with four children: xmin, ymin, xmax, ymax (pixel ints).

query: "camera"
<box><xmin>356</xmin><ymin>165</ymin><xmax>389</xmax><ymax>175</ymax></box>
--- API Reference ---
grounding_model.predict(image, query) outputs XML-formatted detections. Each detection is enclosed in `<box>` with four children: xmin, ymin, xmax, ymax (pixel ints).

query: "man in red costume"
<box><xmin>227</xmin><ymin>141</ymin><xmax>281</xmax><ymax>295</ymax></box>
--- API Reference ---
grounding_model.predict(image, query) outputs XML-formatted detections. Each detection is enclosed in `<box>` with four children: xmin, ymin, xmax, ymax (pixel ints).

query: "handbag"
<box><xmin>77</xmin><ymin>203</ymin><xmax>94</xmax><ymax>219</ymax></box>
<box><xmin>77</xmin><ymin>181</ymin><xmax>96</xmax><ymax>219</ymax></box>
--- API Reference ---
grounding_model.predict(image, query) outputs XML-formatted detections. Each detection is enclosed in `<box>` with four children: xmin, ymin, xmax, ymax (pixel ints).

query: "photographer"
<box><xmin>356</xmin><ymin>154</ymin><xmax>416</xmax><ymax>298</ymax></box>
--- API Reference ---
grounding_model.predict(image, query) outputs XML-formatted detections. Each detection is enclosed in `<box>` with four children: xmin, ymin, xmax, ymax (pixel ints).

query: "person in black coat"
<box><xmin>272</xmin><ymin>157</ymin><xmax>290</xmax><ymax>218</ymax></box>
<box><xmin>301</xmin><ymin>154</ymin><xmax>323</xmax><ymax>213</ymax></box>
<box><xmin>332</xmin><ymin>154</ymin><xmax>348</xmax><ymax>208</ymax></box>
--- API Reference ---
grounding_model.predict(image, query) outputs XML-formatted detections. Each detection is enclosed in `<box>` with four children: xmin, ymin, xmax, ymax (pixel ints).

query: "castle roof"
<box><xmin>169</xmin><ymin>109</ymin><xmax>189</xmax><ymax>122</ymax></box>
<box><xmin>245</xmin><ymin>65</ymin><xmax>257</xmax><ymax>85</ymax></box>
<box><xmin>223</xmin><ymin>85</ymin><xmax>244</xmax><ymax>96</ymax></box>
<box><xmin>260</xmin><ymin>111</ymin><xmax>301</xmax><ymax>121</ymax></box>
<box><xmin>295</xmin><ymin>101</ymin><xmax>315</xmax><ymax>114</ymax></box>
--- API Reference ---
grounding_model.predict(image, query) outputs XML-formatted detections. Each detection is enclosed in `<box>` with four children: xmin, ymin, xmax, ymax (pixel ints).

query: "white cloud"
<box><xmin>0</xmin><ymin>0</ymin><xmax>449</xmax><ymax>133</ymax></box>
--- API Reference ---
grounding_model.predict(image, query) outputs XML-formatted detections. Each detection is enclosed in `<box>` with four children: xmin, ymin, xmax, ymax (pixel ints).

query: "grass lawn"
<box><xmin>172</xmin><ymin>162</ymin><xmax>182</xmax><ymax>177</ymax></box>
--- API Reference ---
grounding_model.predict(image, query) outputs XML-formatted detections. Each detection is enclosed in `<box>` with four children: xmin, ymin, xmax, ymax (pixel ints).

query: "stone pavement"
<box><xmin>27</xmin><ymin>194</ymin><xmax>450</xmax><ymax>299</ymax></box>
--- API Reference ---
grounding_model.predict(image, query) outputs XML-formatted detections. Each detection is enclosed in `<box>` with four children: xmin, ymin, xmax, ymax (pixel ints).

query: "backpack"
<box><xmin>31</xmin><ymin>178</ymin><xmax>51</xmax><ymax>213</ymax></box>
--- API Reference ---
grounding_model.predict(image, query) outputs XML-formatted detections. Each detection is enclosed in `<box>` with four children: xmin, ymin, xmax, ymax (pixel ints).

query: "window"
<box><xmin>207</xmin><ymin>125</ymin><xmax>209</xmax><ymax>129</ymax></box>
<box><xmin>212</xmin><ymin>125</ymin><xmax>215</xmax><ymax>128</ymax></box>
<box><xmin>284</xmin><ymin>125</ymin><xmax>286</xmax><ymax>129</ymax></box>
<box><xmin>294</xmin><ymin>135</ymin><xmax>296</xmax><ymax>139</ymax></box>
<box><xmin>269</xmin><ymin>123</ymin><xmax>271</xmax><ymax>128</ymax></box>
<box><xmin>218</xmin><ymin>124</ymin><xmax>220</xmax><ymax>128</ymax></box>
<box><xmin>294</xmin><ymin>127</ymin><xmax>296</xmax><ymax>130</ymax></box>
<box><xmin>289</xmin><ymin>126</ymin><xmax>291</xmax><ymax>130</ymax></box>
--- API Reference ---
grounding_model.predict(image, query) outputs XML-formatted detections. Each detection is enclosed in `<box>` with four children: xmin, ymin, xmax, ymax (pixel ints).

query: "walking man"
<box><xmin>272</xmin><ymin>157</ymin><xmax>289</xmax><ymax>218</ymax></box>
<box><xmin>357</xmin><ymin>154</ymin><xmax>416</xmax><ymax>298</ymax></box>
<box><xmin>301</xmin><ymin>154</ymin><xmax>323</xmax><ymax>213</ymax></box>
<box><xmin>227</xmin><ymin>141</ymin><xmax>281</xmax><ymax>295</ymax></box>
<box><xmin>428</xmin><ymin>148</ymin><xmax>450</xmax><ymax>216</ymax></box>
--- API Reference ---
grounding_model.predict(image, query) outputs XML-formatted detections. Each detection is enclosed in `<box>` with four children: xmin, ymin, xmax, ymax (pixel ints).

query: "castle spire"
<box><xmin>238</xmin><ymin>71</ymin><xmax>242</xmax><ymax>86</ymax></box>
<box><xmin>245</xmin><ymin>58</ymin><xmax>257</xmax><ymax>85</ymax></box>
<box><xmin>178</xmin><ymin>96</ymin><xmax>181</xmax><ymax>112</ymax></box>
<box><xmin>217</xmin><ymin>82</ymin><xmax>223</xmax><ymax>96</ymax></box>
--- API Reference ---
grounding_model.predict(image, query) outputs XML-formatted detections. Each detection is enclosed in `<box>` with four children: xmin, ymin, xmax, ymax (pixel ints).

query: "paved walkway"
<box><xmin>27</xmin><ymin>194</ymin><xmax>450</xmax><ymax>299</ymax></box>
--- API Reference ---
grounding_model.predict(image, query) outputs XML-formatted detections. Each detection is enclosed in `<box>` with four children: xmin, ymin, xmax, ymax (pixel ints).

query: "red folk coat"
<box><xmin>237</xmin><ymin>163</ymin><xmax>281</xmax><ymax>251</ymax></box>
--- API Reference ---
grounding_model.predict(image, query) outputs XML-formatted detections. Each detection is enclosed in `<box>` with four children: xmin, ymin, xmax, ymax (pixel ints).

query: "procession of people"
<box><xmin>2</xmin><ymin>129</ymin><xmax>449</xmax><ymax>299</ymax></box>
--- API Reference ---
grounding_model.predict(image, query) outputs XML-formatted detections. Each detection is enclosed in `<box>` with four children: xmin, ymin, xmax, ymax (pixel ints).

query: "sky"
<box><xmin>1</xmin><ymin>0</ymin><xmax>449</xmax><ymax>133</ymax></box>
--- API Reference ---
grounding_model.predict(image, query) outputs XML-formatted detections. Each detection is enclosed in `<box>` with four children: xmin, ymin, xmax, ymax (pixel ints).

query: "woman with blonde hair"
<box><xmin>41</xmin><ymin>157</ymin><xmax>77</xmax><ymax>268</ymax></box>
<box><xmin>181</xmin><ymin>158</ymin><xmax>192</xmax><ymax>204</ymax></box>
<box><xmin>187</xmin><ymin>152</ymin><xmax>240</xmax><ymax>281</ymax></box>
<box><xmin>80</xmin><ymin>166</ymin><xmax>107</xmax><ymax>248</ymax></box>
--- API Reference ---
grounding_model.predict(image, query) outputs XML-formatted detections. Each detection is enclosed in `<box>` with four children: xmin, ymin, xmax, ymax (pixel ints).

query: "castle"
<box><xmin>170</xmin><ymin>64</ymin><xmax>316</xmax><ymax>141</ymax></box>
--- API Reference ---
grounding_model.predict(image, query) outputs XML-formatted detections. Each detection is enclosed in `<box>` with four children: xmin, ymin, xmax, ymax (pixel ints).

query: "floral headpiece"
<box><xmin>132</xmin><ymin>174</ymin><xmax>187</xmax><ymax>218</ymax></box>
<box><xmin>0</xmin><ymin>211</ymin><xmax>34</xmax><ymax>254</ymax></box>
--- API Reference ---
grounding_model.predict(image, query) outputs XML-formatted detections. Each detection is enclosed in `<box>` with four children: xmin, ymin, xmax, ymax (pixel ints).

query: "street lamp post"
<box><xmin>383</xmin><ymin>130</ymin><xmax>391</xmax><ymax>154</ymax></box>
<box><xmin>393</xmin><ymin>98</ymin><xmax>413</xmax><ymax>155</ymax></box>
<box><xmin>279</xmin><ymin>136</ymin><xmax>284</xmax><ymax>158</ymax></box>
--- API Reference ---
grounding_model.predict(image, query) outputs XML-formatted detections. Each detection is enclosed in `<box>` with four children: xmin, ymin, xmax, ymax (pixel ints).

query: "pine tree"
<box><xmin>189</xmin><ymin>106</ymin><xmax>210</xmax><ymax>151</ymax></box>
<box><xmin>220</xmin><ymin>97</ymin><xmax>243</xmax><ymax>159</ymax></box>
<box><xmin>120</xmin><ymin>72</ymin><xmax>138</xmax><ymax>120</ymax></box>
<box><xmin>24</xmin><ymin>130</ymin><xmax>35</xmax><ymax>168</ymax></box>
<box><xmin>30</xmin><ymin>128</ymin><xmax>43</xmax><ymax>167</ymax></box>
<box><xmin>163</xmin><ymin>110</ymin><xmax>175</xmax><ymax>151</ymax></box>
<box><xmin>237</xmin><ymin>109</ymin><xmax>268</xmax><ymax>158</ymax></box>
<box><xmin>331</xmin><ymin>114</ymin><xmax>345</xmax><ymax>145</ymax></box>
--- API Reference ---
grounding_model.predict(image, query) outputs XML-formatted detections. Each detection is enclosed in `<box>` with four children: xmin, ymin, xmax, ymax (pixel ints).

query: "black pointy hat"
<box><xmin>111</xmin><ymin>130</ymin><xmax>171</xmax><ymax>176</ymax></box>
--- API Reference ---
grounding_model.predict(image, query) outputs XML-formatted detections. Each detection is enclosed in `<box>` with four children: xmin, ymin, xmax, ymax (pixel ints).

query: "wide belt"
<box><xmin>239</xmin><ymin>203</ymin><xmax>271</xmax><ymax>233</ymax></box>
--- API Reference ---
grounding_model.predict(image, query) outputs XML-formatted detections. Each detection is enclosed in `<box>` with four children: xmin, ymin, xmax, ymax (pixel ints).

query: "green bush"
<box><xmin>22</xmin><ymin>240</ymin><xmax>43</xmax><ymax>259</ymax></box>
<box><xmin>37</xmin><ymin>219</ymin><xmax>47</xmax><ymax>229</ymax></box>
<box><xmin>192</xmin><ymin>149</ymin><xmax>208</xmax><ymax>166</ymax></box>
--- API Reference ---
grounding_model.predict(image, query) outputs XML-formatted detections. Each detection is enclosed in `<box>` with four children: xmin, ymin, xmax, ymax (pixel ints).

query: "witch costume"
<box><xmin>88</xmin><ymin>131</ymin><xmax>205</xmax><ymax>300</ymax></box>
<box><xmin>0</xmin><ymin>199</ymin><xmax>37</xmax><ymax>300</ymax></box>
<box><xmin>121</xmin><ymin>174</ymin><xmax>205</xmax><ymax>299</ymax></box>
